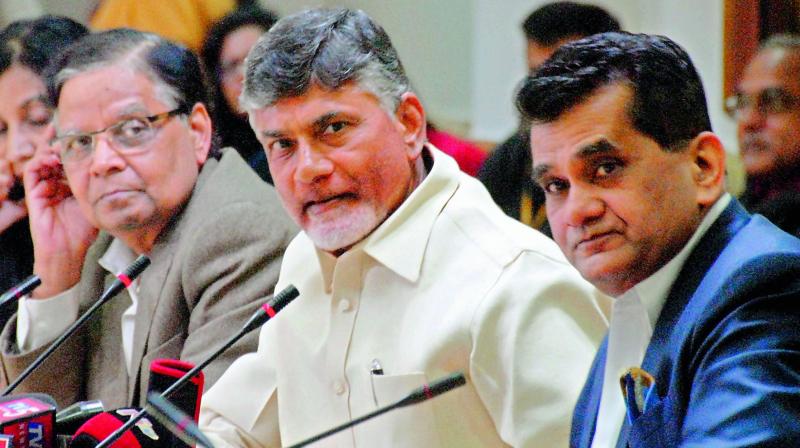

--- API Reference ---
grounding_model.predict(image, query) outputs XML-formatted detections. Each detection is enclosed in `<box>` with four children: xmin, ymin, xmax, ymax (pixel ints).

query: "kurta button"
<box><xmin>333</xmin><ymin>380</ymin><xmax>346</xmax><ymax>395</ymax></box>
<box><xmin>338</xmin><ymin>299</ymin><xmax>352</xmax><ymax>312</ymax></box>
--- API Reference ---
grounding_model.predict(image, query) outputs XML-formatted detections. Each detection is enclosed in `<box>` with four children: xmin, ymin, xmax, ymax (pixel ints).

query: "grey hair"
<box><xmin>50</xmin><ymin>31</ymin><xmax>180</xmax><ymax>110</ymax></box>
<box><xmin>240</xmin><ymin>8</ymin><xmax>410</xmax><ymax>112</ymax></box>
<box><xmin>46</xmin><ymin>28</ymin><xmax>221</xmax><ymax>157</ymax></box>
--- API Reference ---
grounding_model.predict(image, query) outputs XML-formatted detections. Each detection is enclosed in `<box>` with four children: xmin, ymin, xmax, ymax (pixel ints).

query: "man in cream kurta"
<box><xmin>201</xmin><ymin>147</ymin><xmax>609</xmax><ymax>446</ymax></box>
<box><xmin>200</xmin><ymin>8</ymin><xmax>609</xmax><ymax>447</ymax></box>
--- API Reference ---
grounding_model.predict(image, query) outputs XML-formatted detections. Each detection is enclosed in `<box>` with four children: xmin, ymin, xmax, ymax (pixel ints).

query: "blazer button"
<box><xmin>338</xmin><ymin>298</ymin><xmax>352</xmax><ymax>313</ymax></box>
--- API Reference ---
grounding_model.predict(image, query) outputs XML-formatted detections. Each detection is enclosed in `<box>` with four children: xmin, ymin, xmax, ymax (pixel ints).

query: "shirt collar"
<box><xmin>315</xmin><ymin>145</ymin><xmax>460</xmax><ymax>287</ymax></box>
<box><xmin>97</xmin><ymin>237</ymin><xmax>139</xmax><ymax>278</ymax></box>
<box><xmin>628</xmin><ymin>193</ymin><xmax>732</xmax><ymax>328</ymax></box>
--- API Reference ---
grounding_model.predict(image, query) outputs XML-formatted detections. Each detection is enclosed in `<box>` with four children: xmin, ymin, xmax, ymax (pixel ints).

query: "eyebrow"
<box><xmin>531</xmin><ymin>139</ymin><xmax>618</xmax><ymax>183</ymax></box>
<box><xmin>576</xmin><ymin>138</ymin><xmax>618</xmax><ymax>158</ymax></box>
<box><xmin>20</xmin><ymin>95</ymin><xmax>49</xmax><ymax>109</ymax></box>
<box><xmin>56</xmin><ymin>103</ymin><xmax>151</xmax><ymax>136</ymax></box>
<box><xmin>260</xmin><ymin>111</ymin><xmax>343</xmax><ymax>139</ymax></box>
<box><xmin>312</xmin><ymin>112</ymin><xmax>341</xmax><ymax>132</ymax></box>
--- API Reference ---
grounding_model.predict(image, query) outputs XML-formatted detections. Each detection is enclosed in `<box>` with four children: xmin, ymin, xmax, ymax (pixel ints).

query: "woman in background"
<box><xmin>0</xmin><ymin>16</ymin><xmax>88</xmax><ymax>315</ymax></box>
<box><xmin>202</xmin><ymin>5</ymin><xmax>278</xmax><ymax>183</ymax></box>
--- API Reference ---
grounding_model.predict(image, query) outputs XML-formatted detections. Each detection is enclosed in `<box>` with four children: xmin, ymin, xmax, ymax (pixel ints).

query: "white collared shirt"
<box><xmin>590</xmin><ymin>193</ymin><xmax>732</xmax><ymax>448</ymax></box>
<box><xmin>200</xmin><ymin>146</ymin><xmax>610</xmax><ymax>447</ymax></box>
<box><xmin>17</xmin><ymin>238</ymin><xmax>141</xmax><ymax>376</ymax></box>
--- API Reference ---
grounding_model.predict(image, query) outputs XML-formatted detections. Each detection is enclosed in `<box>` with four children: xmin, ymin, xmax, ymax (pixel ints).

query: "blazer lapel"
<box><xmin>572</xmin><ymin>335</ymin><xmax>608</xmax><ymax>448</ymax></box>
<box><xmin>641</xmin><ymin>200</ymin><xmax>749</xmax><ymax>375</ymax></box>
<box><xmin>126</xmin><ymin>237</ymin><xmax>178</xmax><ymax>404</ymax></box>
<box><xmin>617</xmin><ymin>201</ymin><xmax>750</xmax><ymax>447</ymax></box>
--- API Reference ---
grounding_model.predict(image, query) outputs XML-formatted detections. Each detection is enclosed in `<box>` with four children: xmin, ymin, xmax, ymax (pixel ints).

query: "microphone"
<box><xmin>0</xmin><ymin>393</ymin><xmax>57</xmax><ymax>448</ymax></box>
<box><xmin>147</xmin><ymin>359</ymin><xmax>203</xmax><ymax>448</ymax></box>
<box><xmin>70</xmin><ymin>409</ymin><xmax>166</xmax><ymax>448</ymax></box>
<box><xmin>147</xmin><ymin>393</ymin><xmax>214</xmax><ymax>448</ymax></box>
<box><xmin>286</xmin><ymin>372</ymin><xmax>467</xmax><ymax>448</ymax></box>
<box><xmin>0</xmin><ymin>274</ymin><xmax>42</xmax><ymax>309</ymax></box>
<box><xmin>94</xmin><ymin>284</ymin><xmax>300</xmax><ymax>448</ymax></box>
<box><xmin>3</xmin><ymin>255</ymin><xmax>151</xmax><ymax>396</ymax></box>
<box><xmin>56</xmin><ymin>400</ymin><xmax>104</xmax><ymax>436</ymax></box>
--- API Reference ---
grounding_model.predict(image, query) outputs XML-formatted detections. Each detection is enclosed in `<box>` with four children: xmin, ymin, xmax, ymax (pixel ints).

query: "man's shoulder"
<box><xmin>666</xmin><ymin>212</ymin><xmax>800</xmax><ymax>336</ymax></box>
<box><xmin>440</xmin><ymin>173</ymin><xmax>569</xmax><ymax>268</ymax></box>
<box><xmin>193</xmin><ymin>149</ymin><xmax>284</xmax><ymax>211</ymax></box>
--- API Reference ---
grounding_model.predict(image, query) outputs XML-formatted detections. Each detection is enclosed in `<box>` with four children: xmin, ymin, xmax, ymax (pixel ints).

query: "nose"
<box><xmin>88</xmin><ymin>135</ymin><xmax>126</xmax><ymax>176</ymax></box>
<box><xmin>7</xmin><ymin>126</ymin><xmax>37</xmax><ymax>170</ymax></box>
<box><xmin>294</xmin><ymin>142</ymin><xmax>334</xmax><ymax>184</ymax></box>
<box><xmin>736</xmin><ymin>104</ymin><xmax>765</xmax><ymax>132</ymax></box>
<box><xmin>563</xmin><ymin>185</ymin><xmax>605</xmax><ymax>228</ymax></box>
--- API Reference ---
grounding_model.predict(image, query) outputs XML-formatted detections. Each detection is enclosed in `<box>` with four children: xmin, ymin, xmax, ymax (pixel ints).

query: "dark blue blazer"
<box><xmin>571</xmin><ymin>199</ymin><xmax>800</xmax><ymax>447</ymax></box>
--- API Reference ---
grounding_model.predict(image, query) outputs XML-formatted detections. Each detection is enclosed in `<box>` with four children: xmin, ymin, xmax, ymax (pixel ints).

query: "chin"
<box><xmin>305</xmin><ymin>205</ymin><xmax>384</xmax><ymax>253</ymax></box>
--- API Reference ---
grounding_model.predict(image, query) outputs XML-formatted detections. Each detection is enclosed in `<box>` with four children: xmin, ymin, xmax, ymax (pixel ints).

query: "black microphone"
<box><xmin>0</xmin><ymin>392</ymin><xmax>58</xmax><ymax>448</ymax></box>
<box><xmin>94</xmin><ymin>284</ymin><xmax>300</xmax><ymax>448</ymax></box>
<box><xmin>146</xmin><ymin>393</ymin><xmax>214</xmax><ymax>448</ymax></box>
<box><xmin>3</xmin><ymin>255</ymin><xmax>151</xmax><ymax>396</ymax></box>
<box><xmin>147</xmin><ymin>359</ymin><xmax>204</xmax><ymax>448</ymax></box>
<box><xmin>0</xmin><ymin>274</ymin><xmax>42</xmax><ymax>309</ymax></box>
<box><xmin>286</xmin><ymin>372</ymin><xmax>467</xmax><ymax>448</ymax></box>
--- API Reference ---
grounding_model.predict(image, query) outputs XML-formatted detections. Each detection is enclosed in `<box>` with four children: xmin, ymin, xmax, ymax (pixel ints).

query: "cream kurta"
<box><xmin>200</xmin><ymin>147</ymin><xmax>610</xmax><ymax>447</ymax></box>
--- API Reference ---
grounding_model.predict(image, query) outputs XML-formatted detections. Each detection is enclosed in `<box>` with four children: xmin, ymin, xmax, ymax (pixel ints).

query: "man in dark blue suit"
<box><xmin>519</xmin><ymin>32</ymin><xmax>800</xmax><ymax>447</ymax></box>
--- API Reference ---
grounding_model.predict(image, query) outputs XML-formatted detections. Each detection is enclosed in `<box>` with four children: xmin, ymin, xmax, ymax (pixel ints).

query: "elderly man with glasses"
<box><xmin>0</xmin><ymin>29</ymin><xmax>297</xmax><ymax>410</ymax></box>
<box><xmin>729</xmin><ymin>34</ymin><xmax>800</xmax><ymax>237</ymax></box>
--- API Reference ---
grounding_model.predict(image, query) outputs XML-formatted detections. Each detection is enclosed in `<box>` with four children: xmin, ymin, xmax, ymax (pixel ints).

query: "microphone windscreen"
<box><xmin>0</xmin><ymin>393</ymin><xmax>57</xmax><ymax>448</ymax></box>
<box><xmin>147</xmin><ymin>359</ymin><xmax>203</xmax><ymax>419</ymax></box>
<box><xmin>147</xmin><ymin>393</ymin><xmax>214</xmax><ymax>448</ymax></box>
<box><xmin>70</xmin><ymin>409</ymin><xmax>166</xmax><ymax>448</ymax></box>
<box><xmin>148</xmin><ymin>359</ymin><xmax>203</xmax><ymax>448</ymax></box>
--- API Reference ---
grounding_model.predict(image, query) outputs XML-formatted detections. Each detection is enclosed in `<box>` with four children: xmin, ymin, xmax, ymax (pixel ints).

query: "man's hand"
<box><xmin>0</xmin><ymin>159</ymin><xmax>28</xmax><ymax>233</ymax></box>
<box><xmin>24</xmin><ymin>153</ymin><xmax>98</xmax><ymax>298</ymax></box>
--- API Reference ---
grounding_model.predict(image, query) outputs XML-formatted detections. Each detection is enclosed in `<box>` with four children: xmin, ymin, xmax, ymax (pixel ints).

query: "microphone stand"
<box><xmin>286</xmin><ymin>372</ymin><xmax>466</xmax><ymax>448</ymax></box>
<box><xmin>3</xmin><ymin>255</ymin><xmax>151</xmax><ymax>396</ymax></box>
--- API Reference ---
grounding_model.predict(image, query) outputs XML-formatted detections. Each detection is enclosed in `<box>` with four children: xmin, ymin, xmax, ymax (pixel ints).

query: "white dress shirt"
<box><xmin>590</xmin><ymin>193</ymin><xmax>732</xmax><ymax>448</ymax></box>
<box><xmin>200</xmin><ymin>146</ymin><xmax>610</xmax><ymax>447</ymax></box>
<box><xmin>17</xmin><ymin>238</ymin><xmax>141</xmax><ymax>376</ymax></box>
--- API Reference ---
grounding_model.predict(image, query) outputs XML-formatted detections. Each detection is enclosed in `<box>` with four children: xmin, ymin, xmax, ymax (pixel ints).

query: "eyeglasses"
<box><xmin>52</xmin><ymin>107</ymin><xmax>188</xmax><ymax>165</ymax></box>
<box><xmin>725</xmin><ymin>87</ymin><xmax>800</xmax><ymax>118</ymax></box>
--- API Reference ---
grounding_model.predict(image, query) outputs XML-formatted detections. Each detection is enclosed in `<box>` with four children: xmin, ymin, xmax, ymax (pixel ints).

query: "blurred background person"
<box><xmin>201</xmin><ymin>5</ymin><xmax>278</xmax><ymax>183</ymax></box>
<box><xmin>426</xmin><ymin>121</ymin><xmax>487</xmax><ymax>177</ymax></box>
<box><xmin>731</xmin><ymin>34</ymin><xmax>800</xmax><ymax>237</ymax></box>
<box><xmin>479</xmin><ymin>1</ymin><xmax>620</xmax><ymax>234</ymax></box>
<box><xmin>0</xmin><ymin>15</ymin><xmax>88</xmax><ymax>319</ymax></box>
<box><xmin>90</xmin><ymin>0</ymin><xmax>236</xmax><ymax>53</ymax></box>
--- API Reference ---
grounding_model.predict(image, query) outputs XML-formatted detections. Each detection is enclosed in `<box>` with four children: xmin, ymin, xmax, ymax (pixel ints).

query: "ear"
<box><xmin>688</xmin><ymin>131</ymin><xmax>726</xmax><ymax>208</ymax></box>
<box><xmin>394</xmin><ymin>92</ymin><xmax>426</xmax><ymax>162</ymax></box>
<box><xmin>187</xmin><ymin>103</ymin><xmax>213</xmax><ymax>166</ymax></box>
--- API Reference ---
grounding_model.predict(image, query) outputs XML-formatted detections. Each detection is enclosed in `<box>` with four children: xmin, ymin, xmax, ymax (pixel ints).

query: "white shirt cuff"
<box><xmin>16</xmin><ymin>285</ymin><xmax>80</xmax><ymax>351</ymax></box>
